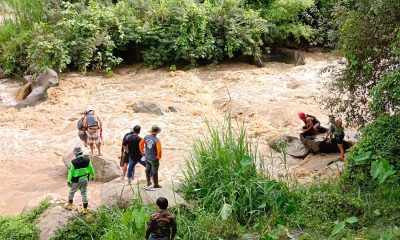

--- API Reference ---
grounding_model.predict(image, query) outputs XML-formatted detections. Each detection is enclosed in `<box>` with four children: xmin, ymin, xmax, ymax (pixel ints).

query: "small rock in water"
<box><xmin>167</xmin><ymin>106</ymin><xmax>180</xmax><ymax>112</ymax></box>
<box><xmin>132</xmin><ymin>101</ymin><xmax>164</xmax><ymax>115</ymax></box>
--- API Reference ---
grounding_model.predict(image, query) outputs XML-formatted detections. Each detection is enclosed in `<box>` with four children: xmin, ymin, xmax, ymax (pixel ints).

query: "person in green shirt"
<box><xmin>67</xmin><ymin>147</ymin><xmax>95</xmax><ymax>214</ymax></box>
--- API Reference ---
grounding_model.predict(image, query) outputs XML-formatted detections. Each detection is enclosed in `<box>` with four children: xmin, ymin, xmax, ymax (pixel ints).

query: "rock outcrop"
<box><xmin>14</xmin><ymin>82</ymin><xmax>32</xmax><ymax>101</ymax></box>
<box><xmin>63</xmin><ymin>153</ymin><xmax>120</xmax><ymax>182</ymax></box>
<box><xmin>101</xmin><ymin>178</ymin><xmax>187</xmax><ymax>208</ymax></box>
<box><xmin>14</xmin><ymin>68</ymin><xmax>59</xmax><ymax>108</ymax></box>
<box><xmin>21</xmin><ymin>193</ymin><xmax>62</xmax><ymax>214</ymax></box>
<box><xmin>37</xmin><ymin>206</ymin><xmax>74</xmax><ymax>240</ymax></box>
<box><xmin>269</xmin><ymin>135</ymin><xmax>310</xmax><ymax>158</ymax></box>
<box><xmin>262</xmin><ymin>48</ymin><xmax>306</xmax><ymax>66</ymax></box>
<box><xmin>132</xmin><ymin>101</ymin><xmax>164</xmax><ymax>115</ymax></box>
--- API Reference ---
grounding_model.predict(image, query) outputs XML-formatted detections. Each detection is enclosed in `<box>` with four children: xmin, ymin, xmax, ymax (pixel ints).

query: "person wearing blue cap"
<box><xmin>66</xmin><ymin>147</ymin><xmax>95</xmax><ymax>214</ymax></box>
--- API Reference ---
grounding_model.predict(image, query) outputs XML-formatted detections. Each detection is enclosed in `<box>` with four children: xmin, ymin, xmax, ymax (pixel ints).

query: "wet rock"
<box><xmin>36</xmin><ymin>68</ymin><xmax>58</xmax><ymax>88</ymax></box>
<box><xmin>37</xmin><ymin>205</ymin><xmax>74</xmax><ymax>240</ymax></box>
<box><xmin>251</xmin><ymin>55</ymin><xmax>265</xmax><ymax>68</ymax></box>
<box><xmin>0</xmin><ymin>67</ymin><xmax>6</xmax><ymax>79</ymax></box>
<box><xmin>299</xmin><ymin>153</ymin><xmax>341</xmax><ymax>171</ymax></box>
<box><xmin>21</xmin><ymin>193</ymin><xmax>63</xmax><ymax>214</ymax></box>
<box><xmin>269</xmin><ymin>135</ymin><xmax>309</xmax><ymax>158</ymax></box>
<box><xmin>132</xmin><ymin>101</ymin><xmax>164</xmax><ymax>115</ymax></box>
<box><xmin>62</xmin><ymin>153</ymin><xmax>120</xmax><ymax>183</ymax></box>
<box><xmin>23</xmin><ymin>75</ymin><xmax>34</xmax><ymax>83</ymax></box>
<box><xmin>101</xmin><ymin>178</ymin><xmax>188</xmax><ymax>208</ymax></box>
<box><xmin>91</xmin><ymin>155</ymin><xmax>120</xmax><ymax>182</ymax></box>
<box><xmin>14</xmin><ymin>82</ymin><xmax>32</xmax><ymax>101</ymax></box>
<box><xmin>262</xmin><ymin>48</ymin><xmax>306</xmax><ymax>66</ymax></box>
<box><xmin>167</xmin><ymin>106</ymin><xmax>180</xmax><ymax>113</ymax></box>
<box><xmin>14</xmin><ymin>86</ymin><xmax>47</xmax><ymax>109</ymax></box>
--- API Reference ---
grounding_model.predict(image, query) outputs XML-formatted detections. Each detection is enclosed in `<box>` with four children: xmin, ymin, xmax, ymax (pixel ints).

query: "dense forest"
<box><xmin>0</xmin><ymin>0</ymin><xmax>399</xmax><ymax>239</ymax></box>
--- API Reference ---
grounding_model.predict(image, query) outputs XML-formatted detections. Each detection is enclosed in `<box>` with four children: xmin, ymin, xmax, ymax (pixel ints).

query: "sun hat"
<box><xmin>149</xmin><ymin>125</ymin><xmax>161</xmax><ymax>134</ymax></box>
<box><xmin>73</xmin><ymin>146</ymin><xmax>83</xmax><ymax>156</ymax></box>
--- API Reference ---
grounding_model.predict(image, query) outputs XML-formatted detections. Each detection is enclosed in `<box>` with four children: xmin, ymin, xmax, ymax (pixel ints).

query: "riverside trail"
<box><xmin>0</xmin><ymin>52</ymin><xmax>341</xmax><ymax>214</ymax></box>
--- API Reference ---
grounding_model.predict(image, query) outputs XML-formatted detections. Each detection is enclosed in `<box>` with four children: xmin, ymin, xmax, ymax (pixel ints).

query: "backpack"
<box><xmin>86</xmin><ymin>115</ymin><xmax>98</xmax><ymax>128</ymax></box>
<box><xmin>77</xmin><ymin>117</ymin><xmax>84</xmax><ymax>130</ymax></box>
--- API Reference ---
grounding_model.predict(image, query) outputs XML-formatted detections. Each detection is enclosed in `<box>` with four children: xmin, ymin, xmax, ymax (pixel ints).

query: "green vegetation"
<box><xmin>325</xmin><ymin>0</ymin><xmax>400</xmax><ymax>126</ymax></box>
<box><xmin>0</xmin><ymin>0</ymin><xmax>341</xmax><ymax>76</ymax></box>
<box><xmin>0</xmin><ymin>200</ymin><xmax>49</xmax><ymax>240</ymax></box>
<box><xmin>345</xmin><ymin>115</ymin><xmax>400</xmax><ymax>184</ymax></box>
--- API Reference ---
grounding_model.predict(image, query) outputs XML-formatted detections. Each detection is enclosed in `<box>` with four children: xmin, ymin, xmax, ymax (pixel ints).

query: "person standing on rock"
<box><xmin>83</xmin><ymin>107</ymin><xmax>102</xmax><ymax>156</ymax></box>
<box><xmin>145</xmin><ymin>197</ymin><xmax>177</xmax><ymax>240</ymax></box>
<box><xmin>66</xmin><ymin>147</ymin><xmax>95</xmax><ymax>214</ymax></box>
<box><xmin>140</xmin><ymin>125</ymin><xmax>162</xmax><ymax>188</ymax></box>
<box><xmin>334</xmin><ymin>118</ymin><xmax>346</xmax><ymax>161</ymax></box>
<box><xmin>77</xmin><ymin>110</ymin><xmax>88</xmax><ymax>147</ymax></box>
<box><xmin>121</xmin><ymin>125</ymin><xmax>146</xmax><ymax>184</ymax></box>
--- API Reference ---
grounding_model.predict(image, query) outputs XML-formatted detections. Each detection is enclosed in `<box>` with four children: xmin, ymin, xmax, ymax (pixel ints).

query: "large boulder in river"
<box><xmin>37</xmin><ymin>205</ymin><xmax>74</xmax><ymax>240</ymax></box>
<box><xmin>63</xmin><ymin>153</ymin><xmax>120</xmax><ymax>182</ymax></box>
<box><xmin>15</xmin><ymin>86</ymin><xmax>47</xmax><ymax>109</ymax></box>
<box><xmin>262</xmin><ymin>48</ymin><xmax>306</xmax><ymax>66</ymax></box>
<box><xmin>132</xmin><ymin>101</ymin><xmax>164</xmax><ymax>115</ymax></box>
<box><xmin>14</xmin><ymin>82</ymin><xmax>32</xmax><ymax>101</ymax></box>
<box><xmin>101</xmin><ymin>178</ymin><xmax>187</xmax><ymax>208</ymax></box>
<box><xmin>35</xmin><ymin>68</ymin><xmax>58</xmax><ymax>88</ymax></box>
<box><xmin>269</xmin><ymin>135</ymin><xmax>309</xmax><ymax>158</ymax></box>
<box><xmin>21</xmin><ymin>193</ymin><xmax>62</xmax><ymax>214</ymax></box>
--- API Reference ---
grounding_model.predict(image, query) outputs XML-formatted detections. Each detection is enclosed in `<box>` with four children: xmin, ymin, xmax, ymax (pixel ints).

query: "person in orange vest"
<box><xmin>140</xmin><ymin>125</ymin><xmax>162</xmax><ymax>188</ymax></box>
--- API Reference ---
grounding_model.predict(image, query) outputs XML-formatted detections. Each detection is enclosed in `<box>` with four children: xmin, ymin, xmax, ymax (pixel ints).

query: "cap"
<box><xmin>298</xmin><ymin>112</ymin><xmax>306</xmax><ymax>119</ymax></box>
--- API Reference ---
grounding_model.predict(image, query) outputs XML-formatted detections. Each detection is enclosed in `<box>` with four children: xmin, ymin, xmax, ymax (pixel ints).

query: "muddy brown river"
<box><xmin>0</xmin><ymin>52</ymin><xmax>342</xmax><ymax>215</ymax></box>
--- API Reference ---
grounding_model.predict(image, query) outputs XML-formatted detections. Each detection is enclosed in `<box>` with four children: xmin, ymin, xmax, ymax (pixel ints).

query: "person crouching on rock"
<box><xmin>145</xmin><ymin>197</ymin><xmax>177</xmax><ymax>240</ymax></box>
<box><xmin>67</xmin><ymin>147</ymin><xmax>95</xmax><ymax>214</ymax></box>
<box><xmin>298</xmin><ymin>112</ymin><xmax>321</xmax><ymax>137</ymax></box>
<box><xmin>83</xmin><ymin>106</ymin><xmax>102</xmax><ymax>156</ymax></box>
<box><xmin>140</xmin><ymin>125</ymin><xmax>162</xmax><ymax>188</ymax></box>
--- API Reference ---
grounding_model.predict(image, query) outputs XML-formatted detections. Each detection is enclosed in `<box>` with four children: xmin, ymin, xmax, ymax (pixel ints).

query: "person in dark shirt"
<box><xmin>146</xmin><ymin>197</ymin><xmax>177</xmax><ymax>240</ymax></box>
<box><xmin>123</xmin><ymin>125</ymin><xmax>146</xmax><ymax>185</ymax></box>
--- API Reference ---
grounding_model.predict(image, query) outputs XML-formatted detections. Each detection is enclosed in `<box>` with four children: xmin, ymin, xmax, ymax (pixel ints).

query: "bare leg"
<box><xmin>90</xmin><ymin>144</ymin><xmax>94</xmax><ymax>156</ymax></box>
<box><xmin>96</xmin><ymin>143</ymin><xmax>101</xmax><ymax>156</ymax></box>
<box><xmin>121</xmin><ymin>163</ymin><xmax>128</xmax><ymax>180</ymax></box>
<box><xmin>337</xmin><ymin>144</ymin><xmax>345</xmax><ymax>161</ymax></box>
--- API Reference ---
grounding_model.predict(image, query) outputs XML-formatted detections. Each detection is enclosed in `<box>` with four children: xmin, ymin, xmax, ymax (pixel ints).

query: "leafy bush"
<box><xmin>262</xmin><ymin>0</ymin><xmax>315</xmax><ymax>44</ymax></box>
<box><xmin>0</xmin><ymin>200</ymin><xmax>49</xmax><ymax>240</ymax></box>
<box><xmin>325</xmin><ymin>0</ymin><xmax>400</xmax><ymax>126</ymax></box>
<box><xmin>345</xmin><ymin>115</ymin><xmax>400</xmax><ymax>183</ymax></box>
<box><xmin>182</xmin><ymin>119</ymin><xmax>297</xmax><ymax>225</ymax></box>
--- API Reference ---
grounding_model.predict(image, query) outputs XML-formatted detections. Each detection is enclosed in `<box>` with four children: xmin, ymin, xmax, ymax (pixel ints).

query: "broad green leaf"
<box><xmin>219</xmin><ymin>203</ymin><xmax>232</xmax><ymax>220</ymax></box>
<box><xmin>371</xmin><ymin>161</ymin><xmax>382</xmax><ymax>179</ymax></box>
<box><xmin>331</xmin><ymin>221</ymin><xmax>345</xmax><ymax>237</ymax></box>
<box><xmin>345</xmin><ymin>216</ymin><xmax>358</xmax><ymax>224</ymax></box>
<box><xmin>354</xmin><ymin>151</ymin><xmax>372</xmax><ymax>162</ymax></box>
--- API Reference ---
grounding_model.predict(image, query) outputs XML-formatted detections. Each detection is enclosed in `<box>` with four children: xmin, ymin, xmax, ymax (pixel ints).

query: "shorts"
<box><xmin>87</xmin><ymin>128</ymin><xmax>101</xmax><ymax>145</ymax></box>
<box><xmin>335</xmin><ymin>133</ymin><xmax>345</xmax><ymax>144</ymax></box>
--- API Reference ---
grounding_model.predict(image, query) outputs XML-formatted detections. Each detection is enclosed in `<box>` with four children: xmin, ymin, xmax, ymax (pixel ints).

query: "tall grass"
<box><xmin>182</xmin><ymin>118</ymin><xmax>297</xmax><ymax>225</ymax></box>
<box><xmin>3</xmin><ymin>0</ymin><xmax>49</xmax><ymax>27</ymax></box>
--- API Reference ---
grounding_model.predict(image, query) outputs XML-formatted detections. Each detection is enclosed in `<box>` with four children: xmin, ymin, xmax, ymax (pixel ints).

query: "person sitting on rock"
<box><xmin>145</xmin><ymin>197</ymin><xmax>177</xmax><ymax>240</ymax></box>
<box><xmin>66</xmin><ymin>147</ymin><xmax>95</xmax><ymax>214</ymax></box>
<box><xmin>298</xmin><ymin>112</ymin><xmax>321</xmax><ymax>137</ymax></box>
<box><xmin>140</xmin><ymin>125</ymin><xmax>162</xmax><ymax>188</ymax></box>
<box><xmin>77</xmin><ymin>110</ymin><xmax>88</xmax><ymax>147</ymax></box>
<box><xmin>122</xmin><ymin>125</ymin><xmax>146</xmax><ymax>184</ymax></box>
<box><xmin>83</xmin><ymin>106</ymin><xmax>102</xmax><ymax>156</ymax></box>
